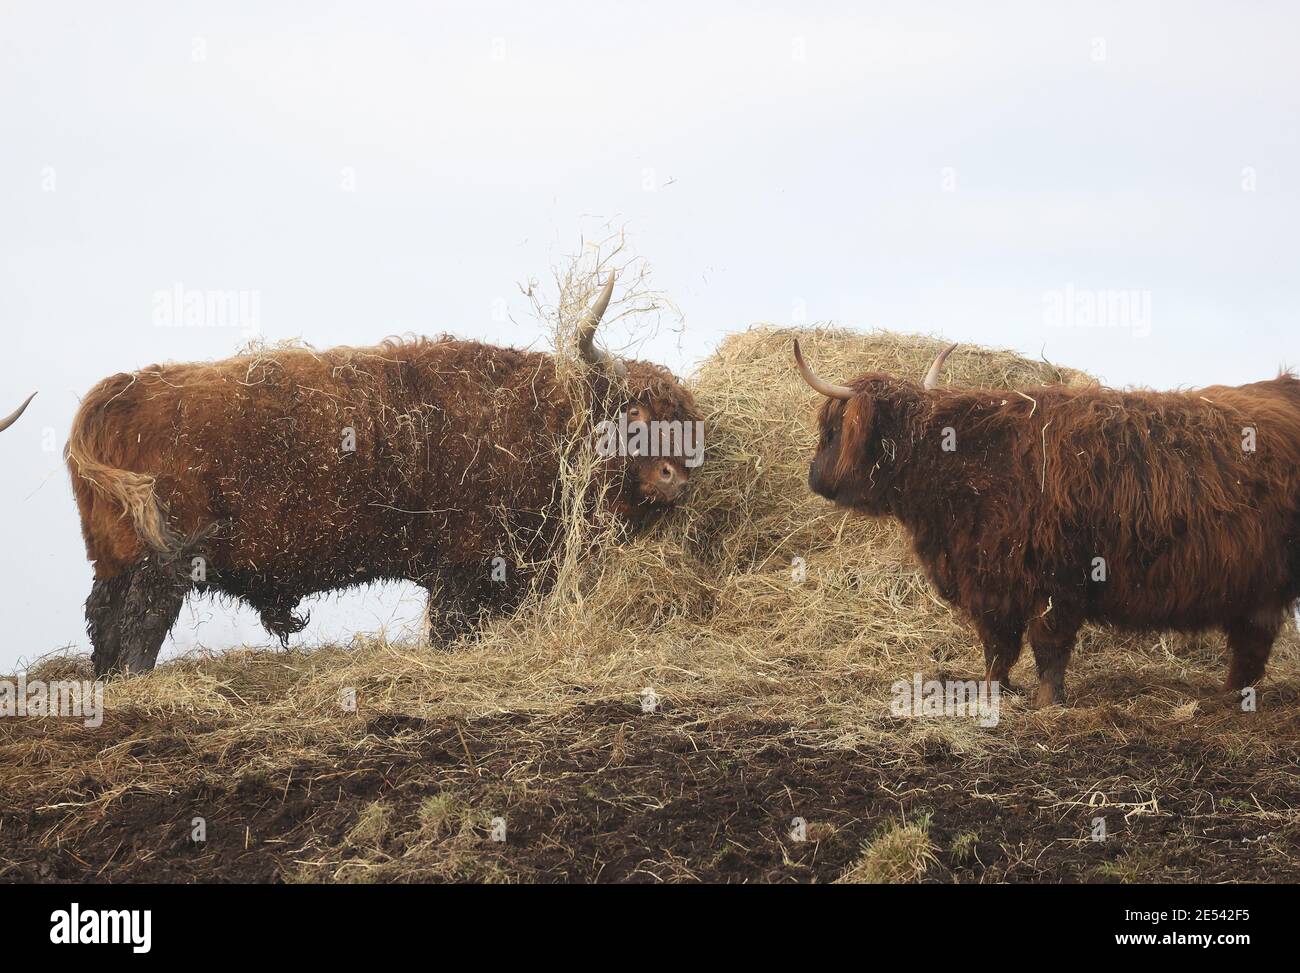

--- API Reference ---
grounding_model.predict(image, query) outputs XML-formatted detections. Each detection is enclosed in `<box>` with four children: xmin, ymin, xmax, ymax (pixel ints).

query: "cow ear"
<box><xmin>834</xmin><ymin>394</ymin><xmax>875</xmax><ymax>481</ymax></box>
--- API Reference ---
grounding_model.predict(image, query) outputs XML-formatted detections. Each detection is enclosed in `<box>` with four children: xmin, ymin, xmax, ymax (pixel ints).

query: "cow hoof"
<box><xmin>982</xmin><ymin>672</ymin><xmax>1020</xmax><ymax>695</ymax></box>
<box><xmin>1213</xmin><ymin>684</ymin><xmax>1257</xmax><ymax>710</ymax></box>
<box><xmin>1219</xmin><ymin>677</ymin><xmax>1259</xmax><ymax>695</ymax></box>
<box><xmin>1031</xmin><ymin>683</ymin><xmax>1066</xmax><ymax>709</ymax></box>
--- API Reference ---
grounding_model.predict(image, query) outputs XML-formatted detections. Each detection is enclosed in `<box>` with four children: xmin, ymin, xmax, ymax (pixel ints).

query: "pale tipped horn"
<box><xmin>922</xmin><ymin>343</ymin><xmax>958</xmax><ymax>390</ymax></box>
<box><xmin>793</xmin><ymin>340</ymin><xmax>854</xmax><ymax>400</ymax></box>
<box><xmin>576</xmin><ymin>271</ymin><xmax>624</xmax><ymax>378</ymax></box>
<box><xmin>0</xmin><ymin>392</ymin><xmax>36</xmax><ymax>433</ymax></box>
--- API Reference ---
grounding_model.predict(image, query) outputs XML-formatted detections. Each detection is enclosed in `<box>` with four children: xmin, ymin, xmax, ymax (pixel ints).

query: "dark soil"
<box><xmin>2</xmin><ymin>700</ymin><xmax>1297</xmax><ymax>883</ymax></box>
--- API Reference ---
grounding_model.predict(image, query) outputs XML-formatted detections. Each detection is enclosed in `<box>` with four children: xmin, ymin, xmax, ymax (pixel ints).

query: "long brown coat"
<box><xmin>69</xmin><ymin>328</ymin><xmax>699</xmax><ymax>674</ymax></box>
<box><xmin>797</xmin><ymin>342</ymin><xmax>1300</xmax><ymax>705</ymax></box>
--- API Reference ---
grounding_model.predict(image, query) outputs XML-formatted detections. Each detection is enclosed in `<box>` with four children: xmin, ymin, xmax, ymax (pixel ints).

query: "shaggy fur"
<box><xmin>68</xmin><ymin>336</ymin><xmax>700</xmax><ymax>675</ymax></box>
<box><xmin>806</xmin><ymin>365</ymin><xmax>1300</xmax><ymax>705</ymax></box>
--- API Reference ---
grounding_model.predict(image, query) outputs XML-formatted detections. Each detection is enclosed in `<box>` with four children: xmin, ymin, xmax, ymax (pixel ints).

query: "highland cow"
<box><xmin>68</xmin><ymin>276</ymin><xmax>699</xmax><ymax>675</ymax></box>
<box><xmin>795</xmin><ymin>339</ymin><xmax>1300</xmax><ymax>706</ymax></box>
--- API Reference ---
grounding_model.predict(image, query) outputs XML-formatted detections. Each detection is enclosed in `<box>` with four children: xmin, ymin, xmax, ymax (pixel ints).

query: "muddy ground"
<box><xmin>3</xmin><ymin>686</ymin><xmax>1297</xmax><ymax>883</ymax></box>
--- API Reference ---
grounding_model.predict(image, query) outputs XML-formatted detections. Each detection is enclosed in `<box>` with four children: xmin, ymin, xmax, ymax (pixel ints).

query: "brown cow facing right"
<box><xmin>67</xmin><ymin>276</ymin><xmax>701</xmax><ymax>675</ymax></box>
<box><xmin>795</xmin><ymin>339</ymin><xmax>1300</xmax><ymax>706</ymax></box>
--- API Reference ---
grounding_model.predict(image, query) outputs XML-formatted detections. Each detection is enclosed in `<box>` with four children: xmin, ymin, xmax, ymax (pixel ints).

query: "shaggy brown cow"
<box><xmin>795</xmin><ymin>339</ymin><xmax>1300</xmax><ymax>706</ymax></box>
<box><xmin>68</xmin><ymin>276</ymin><xmax>700</xmax><ymax>675</ymax></box>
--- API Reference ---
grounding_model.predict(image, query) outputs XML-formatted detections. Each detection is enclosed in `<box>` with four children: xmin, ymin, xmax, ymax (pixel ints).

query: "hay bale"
<box><xmin>535</xmin><ymin>325</ymin><xmax>1097</xmax><ymax>658</ymax></box>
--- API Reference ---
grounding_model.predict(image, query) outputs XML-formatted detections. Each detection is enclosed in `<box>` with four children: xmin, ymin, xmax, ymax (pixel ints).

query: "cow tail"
<box><xmin>65</xmin><ymin>407</ymin><xmax>182</xmax><ymax>559</ymax></box>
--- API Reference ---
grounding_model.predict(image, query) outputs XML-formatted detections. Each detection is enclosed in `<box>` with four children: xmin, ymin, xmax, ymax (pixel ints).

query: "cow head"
<box><xmin>609</xmin><ymin>364</ymin><xmax>700</xmax><ymax>517</ymax></box>
<box><xmin>577</xmin><ymin>274</ymin><xmax>701</xmax><ymax>521</ymax></box>
<box><xmin>0</xmin><ymin>393</ymin><xmax>36</xmax><ymax>434</ymax></box>
<box><xmin>794</xmin><ymin>340</ymin><xmax>955</xmax><ymax>514</ymax></box>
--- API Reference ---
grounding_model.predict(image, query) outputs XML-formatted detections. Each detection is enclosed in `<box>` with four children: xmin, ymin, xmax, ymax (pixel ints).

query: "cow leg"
<box><xmin>112</xmin><ymin>557</ymin><xmax>188</xmax><ymax>675</ymax></box>
<box><xmin>1223</xmin><ymin>611</ymin><xmax>1280</xmax><ymax>693</ymax></box>
<box><xmin>972</xmin><ymin>615</ymin><xmax>1024</xmax><ymax>693</ymax></box>
<box><xmin>86</xmin><ymin>572</ymin><xmax>132</xmax><ymax>675</ymax></box>
<box><xmin>424</xmin><ymin>572</ymin><xmax>491</xmax><ymax>647</ymax></box>
<box><xmin>424</xmin><ymin>563</ymin><xmax>521</xmax><ymax>647</ymax></box>
<box><xmin>424</xmin><ymin>588</ymin><xmax>469</xmax><ymax>647</ymax></box>
<box><xmin>1027</xmin><ymin>608</ymin><xmax>1081</xmax><ymax>708</ymax></box>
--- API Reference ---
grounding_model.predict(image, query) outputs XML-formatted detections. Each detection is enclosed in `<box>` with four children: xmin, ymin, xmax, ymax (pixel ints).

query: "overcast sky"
<box><xmin>2</xmin><ymin>1</ymin><xmax>1297</xmax><ymax>670</ymax></box>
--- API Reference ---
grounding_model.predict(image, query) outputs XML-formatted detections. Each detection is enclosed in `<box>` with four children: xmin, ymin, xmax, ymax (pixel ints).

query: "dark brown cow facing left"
<box><xmin>795</xmin><ymin>339</ymin><xmax>1300</xmax><ymax>706</ymax></box>
<box><xmin>67</xmin><ymin>277</ymin><xmax>700</xmax><ymax>675</ymax></box>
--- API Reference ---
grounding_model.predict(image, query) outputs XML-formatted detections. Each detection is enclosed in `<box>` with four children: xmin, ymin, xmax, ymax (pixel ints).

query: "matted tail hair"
<box><xmin>65</xmin><ymin>408</ymin><xmax>182</xmax><ymax>557</ymax></box>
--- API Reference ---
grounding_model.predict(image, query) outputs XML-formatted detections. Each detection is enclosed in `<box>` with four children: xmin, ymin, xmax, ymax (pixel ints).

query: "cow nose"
<box><xmin>657</xmin><ymin>462</ymin><xmax>687</xmax><ymax>499</ymax></box>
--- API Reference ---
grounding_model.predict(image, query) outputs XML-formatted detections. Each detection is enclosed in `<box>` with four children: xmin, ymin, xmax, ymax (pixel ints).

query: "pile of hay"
<box><xmin>24</xmin><ymin>317</ymin><xmax>1298</xmax><ymax>730</ymax></box>
<box><xmin>328</xmin><ymin>320</ymin><xmax>1292</xmax><ymax>745</ymax></box>
<box><xmin>471</xmin><ymin>325</ymin><xmax>1088</xmax><ymax>692</ymax></box>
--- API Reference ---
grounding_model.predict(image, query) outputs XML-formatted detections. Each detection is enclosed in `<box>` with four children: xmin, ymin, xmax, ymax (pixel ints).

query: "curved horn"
<box><xmin>0</xmin><ymin>392</ymin><xmax>36</xmax><ymax>433</ymax></box>
<box><xmin>576</xmin><ymin>271</ymin><xmax>621</xmax><ymax>377</ymax></box>
<box><xmin>922</xmin><ymin>343</ymin><xmax>957</xmax><ymax>390</ymax></box>
<box><xmin>793</xmin><ymin>340</ymin><xmax>854</xmax><ymax>400</ymax></box>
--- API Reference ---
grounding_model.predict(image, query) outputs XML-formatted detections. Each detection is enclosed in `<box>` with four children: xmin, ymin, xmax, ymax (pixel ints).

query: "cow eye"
<box><xmin>628</xmin><ymin>407</ymin><xmax>642</xmax><ymax>421</ymax></box>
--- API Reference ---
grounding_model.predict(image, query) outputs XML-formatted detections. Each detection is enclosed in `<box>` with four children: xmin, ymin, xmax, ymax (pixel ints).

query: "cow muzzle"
<box><xmin>640</xmin><ymin>460</ymin><xmax>689</xmax><ymax>505</ymax></box>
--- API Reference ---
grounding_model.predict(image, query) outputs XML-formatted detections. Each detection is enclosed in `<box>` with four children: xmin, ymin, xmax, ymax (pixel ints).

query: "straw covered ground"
<box><xmin>3</xmin><ymin>323</ymin><xmax>1299</xmax><ymax>883</ymax></box>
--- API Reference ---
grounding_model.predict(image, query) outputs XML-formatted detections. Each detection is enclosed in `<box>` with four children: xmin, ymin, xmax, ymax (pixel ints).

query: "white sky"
<box><xmin>2</xmin><ymin>1</ymin><xmax>1297</xmax><ymax>670</ymax></box>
